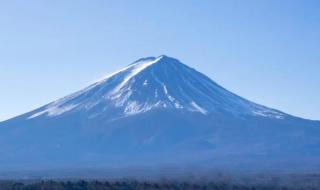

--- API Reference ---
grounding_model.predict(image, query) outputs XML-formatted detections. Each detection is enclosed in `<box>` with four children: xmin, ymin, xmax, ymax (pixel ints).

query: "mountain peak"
<box><xmin>133</xmin><ymin>55</ymin><xmax>180</xmax><ymax>67</ymax></box>
<box><xmin>24</xmin><ymin>55</ymin><xmax>286</xmax><ymax>121</ymax></box>
<box><xmin>157</xmin><ymin>54</ymin><xmax>173</xmax><ymax>60</ymax></box>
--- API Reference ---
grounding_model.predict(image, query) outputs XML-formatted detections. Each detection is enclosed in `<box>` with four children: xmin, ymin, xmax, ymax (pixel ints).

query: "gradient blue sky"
<box><xmin>0</xmin><ymin>0</ymin><xmax>319</xmax><ymax>121</ymax></box>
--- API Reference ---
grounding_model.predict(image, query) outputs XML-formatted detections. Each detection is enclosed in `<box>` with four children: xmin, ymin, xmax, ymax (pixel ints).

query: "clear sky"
<box><xmin>0</xmin><ymin>0</ymin><xmax>319</xmax><ymax>121</ymax></box>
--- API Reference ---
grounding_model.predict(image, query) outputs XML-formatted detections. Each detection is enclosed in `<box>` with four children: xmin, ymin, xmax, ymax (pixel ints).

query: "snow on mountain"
<box><xmin>26</xmin><ymin>55</ymin><xmax>285</xmax><ymax>120</ymax></box>
<box><xmin>0</xmin><ymin>55</ymin><xmax>319</xmax><ymax>173</ymax></box>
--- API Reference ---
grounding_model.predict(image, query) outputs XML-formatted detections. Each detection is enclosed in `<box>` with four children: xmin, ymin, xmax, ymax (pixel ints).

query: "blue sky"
<box><xmin>0</xmin><ymin>0</ymin><xmax>319</xmax><ymax>121</ymax></box>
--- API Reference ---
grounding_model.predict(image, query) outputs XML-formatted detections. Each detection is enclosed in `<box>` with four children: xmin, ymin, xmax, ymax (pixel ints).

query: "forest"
<box><xmin>0</xmin><ymin>178</ymin><xmax>319</xmax><ymax>190</ymax></box>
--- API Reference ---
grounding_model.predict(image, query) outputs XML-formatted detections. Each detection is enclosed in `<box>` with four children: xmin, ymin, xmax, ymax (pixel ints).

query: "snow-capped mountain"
<box><xmin>27</xmin><ymin>55</ymin><xmax>285</xmax><ymax>120</ymax></box>
<box><xmin>0</xmin><ymin>55</ymin><xmax>319</xmax><ymax>173</ymax></box>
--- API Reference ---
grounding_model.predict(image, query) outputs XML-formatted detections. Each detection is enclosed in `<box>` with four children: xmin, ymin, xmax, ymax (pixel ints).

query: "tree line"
<box><xmin>0</xmin><ymin>179</ymin><xmax>317</xmax><ymax>190</ymax></box>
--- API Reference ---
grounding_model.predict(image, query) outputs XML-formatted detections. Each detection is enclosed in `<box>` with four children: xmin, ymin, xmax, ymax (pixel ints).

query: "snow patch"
<box><xmin>28</xmin><ymin>104</ymin><xmax>78</xmax><ymax>119</ymax></box>
<box><xmin>190</xmin><ymin>101</ymin><xmax>207</xmax><ymax>115</ymax></box>
<box><xmin>111</xmin><ymin>56</ymin><xmax>162</xmax><ymax>94</ymax></box>
<box><xmin>124</xmin><ymin>101</ymin><xmax>141</xmax><ymax>115</ymax></box>
<box><xmin>163</xmin><ymin>84</ymin><xmax>168</xmax><ymax>95</ymax></box>
<box><xmin>252</xmin><ymin>110</ymin><xmax>285</xmax><ymax>119</ymax></box>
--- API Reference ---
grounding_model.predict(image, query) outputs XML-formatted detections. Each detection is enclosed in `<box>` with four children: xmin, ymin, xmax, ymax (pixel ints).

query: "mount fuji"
<box><xmin>0</xmin><ymin>55</ymin><xmax>319</xmax><ymax>173</ymax></box>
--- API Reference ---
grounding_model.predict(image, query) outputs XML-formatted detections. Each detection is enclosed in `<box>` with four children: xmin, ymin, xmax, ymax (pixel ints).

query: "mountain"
<box><xmin>0</xmin><ymin>55</ymin><xmax>319</xmax><ymax>173</ymax></box>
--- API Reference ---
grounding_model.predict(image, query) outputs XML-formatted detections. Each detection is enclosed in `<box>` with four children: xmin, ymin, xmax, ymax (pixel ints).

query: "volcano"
<box><xmin>0</xmin><ymin>55</ymin><xmax>319</xmax><ymax>172</ymax></box>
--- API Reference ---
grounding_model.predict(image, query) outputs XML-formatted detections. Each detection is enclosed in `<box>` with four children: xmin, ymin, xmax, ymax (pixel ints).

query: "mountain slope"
<box><xmin>0</xmin><ymin>55</ymin><xmax>319</xmax><ymax>172</ymax></box>
<box><xmin>22</xmin><ymin>55</ymin><xmax>285</xmax><ymax>120</ymax></box>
